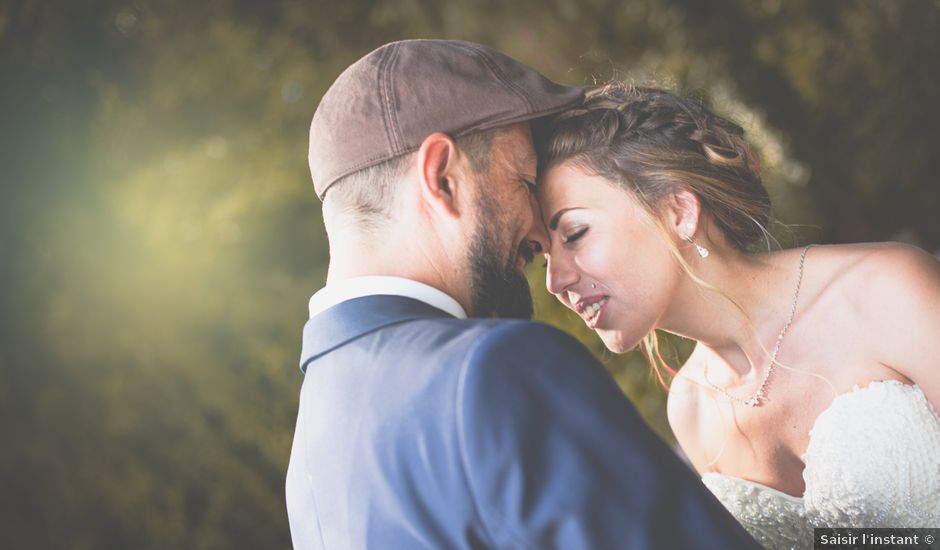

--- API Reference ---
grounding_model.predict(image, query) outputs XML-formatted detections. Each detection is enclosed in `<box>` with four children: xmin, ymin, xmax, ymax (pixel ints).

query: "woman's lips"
<box><xmin>578</xmin><ymin>296</ymin><xmax>610</xmax><ymax>328</ymax></box>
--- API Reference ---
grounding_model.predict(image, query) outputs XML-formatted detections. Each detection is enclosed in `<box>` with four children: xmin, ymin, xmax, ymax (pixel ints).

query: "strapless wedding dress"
<box><xmin>702</xmin><ymin>380</ymin><xmax>940</xmax><ymax>550</ymax></box>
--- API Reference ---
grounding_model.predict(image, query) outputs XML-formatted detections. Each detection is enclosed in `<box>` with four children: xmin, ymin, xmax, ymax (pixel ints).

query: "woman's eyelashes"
<box><xmin>562</xmin><ymin>226</ymin><xmax>588</xmax><ymax>245</ymax></box>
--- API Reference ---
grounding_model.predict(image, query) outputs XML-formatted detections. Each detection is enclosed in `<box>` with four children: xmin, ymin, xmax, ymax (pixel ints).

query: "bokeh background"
<box><xmin>2</xmin><ymin>1</ymin><xmax>939</xmax><ymax>548</ymax></box>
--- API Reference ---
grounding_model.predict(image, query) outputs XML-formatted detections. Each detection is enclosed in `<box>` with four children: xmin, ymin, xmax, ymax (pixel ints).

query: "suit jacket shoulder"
<box><xmin>454</xmin><ymin>320</ymin><xmax>758</xmax><ymax>549</ymax></box>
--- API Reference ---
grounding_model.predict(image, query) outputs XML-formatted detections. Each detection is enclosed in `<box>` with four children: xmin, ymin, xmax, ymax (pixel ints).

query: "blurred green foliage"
<box><xmin>1</xmin><ymin>0</ymin><xmax>938</xmax><ymax>548</ymax></box>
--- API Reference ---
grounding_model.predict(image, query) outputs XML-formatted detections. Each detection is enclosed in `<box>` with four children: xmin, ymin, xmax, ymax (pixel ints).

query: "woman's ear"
<box><xmin>664</xmin><ymin>189</ymin><xmax>702</xmax><ymax>239</ymax></box>
<box><xmin>415</xmin><ymin>133</ymin><xmax>464</xmax><ymax>220</ymax></box>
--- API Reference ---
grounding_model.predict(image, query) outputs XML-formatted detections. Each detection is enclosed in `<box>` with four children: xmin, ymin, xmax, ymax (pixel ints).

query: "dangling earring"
<box><xmin>684</xmin><ymin>223</ymin><xmax>709</xmax><ymax>258</ymax></box>
<box><xmin>686</xmin><ymin>237</ymin><xmax>710</xmax><ymax>258</ymax></box>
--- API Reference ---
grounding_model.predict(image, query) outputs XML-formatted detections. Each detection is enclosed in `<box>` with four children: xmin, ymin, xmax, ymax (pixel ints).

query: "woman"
<box><xmin>534</xmin><ymin>83</ymin><xmax>940</xmax><ymax>549</ymax></box>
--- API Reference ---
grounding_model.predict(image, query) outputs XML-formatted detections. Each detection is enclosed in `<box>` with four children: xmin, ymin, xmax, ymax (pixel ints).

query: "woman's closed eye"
<box><xmin>562</xmin><ymin>227</ymin><xmax>588</xmax><ymax>245</ymax></box>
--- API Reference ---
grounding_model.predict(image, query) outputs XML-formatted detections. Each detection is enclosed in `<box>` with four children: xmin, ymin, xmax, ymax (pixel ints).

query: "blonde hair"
<box><xmin>536</xmin><ymin>83</ymin><xmax>773</xmax><ymax>386</ymax></box>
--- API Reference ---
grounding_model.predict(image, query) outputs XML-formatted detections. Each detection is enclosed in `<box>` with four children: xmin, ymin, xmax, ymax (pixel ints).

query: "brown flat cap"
<box><xmin>309</xmin><ymin>39</ymin><xmax>584</xmax><ymax>199</ymax></box>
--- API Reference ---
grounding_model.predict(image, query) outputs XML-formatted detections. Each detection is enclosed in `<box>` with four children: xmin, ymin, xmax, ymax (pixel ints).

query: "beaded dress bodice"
<box><xmin>702</xmin><ymin>381</ymin><xmax>940</xmax><ymax>550</ymax></box>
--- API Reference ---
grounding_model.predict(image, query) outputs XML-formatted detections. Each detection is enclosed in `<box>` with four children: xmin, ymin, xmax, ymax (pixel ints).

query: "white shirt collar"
<box><xmin>308</xmin><ymin>276</ymin><xmax>468</xmax><ymax>320</ymax></box>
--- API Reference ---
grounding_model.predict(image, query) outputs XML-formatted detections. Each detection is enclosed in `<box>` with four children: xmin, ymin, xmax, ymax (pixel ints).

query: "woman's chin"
<box><xmin>596</xmin><ymin>329</ymin><xmax>642</xmax><ymax>354</ymax></box>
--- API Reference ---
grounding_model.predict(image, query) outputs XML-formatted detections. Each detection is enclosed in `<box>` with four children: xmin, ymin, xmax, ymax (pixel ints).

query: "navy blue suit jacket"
<box><xmin>286</xmin><ymin>295</ymin><xmax>758</xmax><ymax>549</ymax></box>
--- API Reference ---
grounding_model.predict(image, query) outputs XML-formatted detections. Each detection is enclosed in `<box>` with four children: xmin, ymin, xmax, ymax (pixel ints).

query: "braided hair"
<box><xmin>536</xmin><ymin>83</ymin><xmax>771</xmax><ymax>252</ymax></box>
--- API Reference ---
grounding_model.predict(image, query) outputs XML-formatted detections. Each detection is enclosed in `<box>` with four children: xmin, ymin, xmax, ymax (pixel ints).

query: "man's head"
<box><xmin>309</xmin><ymin>40</ymin><xmax>583</xmax><ymax>318</ymax></box>
<box><xmin>463</xmin><ymin>123</ymin><xmax>541</xmax><ymax>319</ymax></box>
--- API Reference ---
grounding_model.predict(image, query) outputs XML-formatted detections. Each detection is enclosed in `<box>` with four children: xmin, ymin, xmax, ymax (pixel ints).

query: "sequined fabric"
<box><xmin>702</xmin><ymin>381</ymin><xmax>940</xmax><ymax>550</ymax></box>
<box><xmin>702</xmin><ymin>473</ymin><xmax>809</xmax><ymax>549</ymax></box>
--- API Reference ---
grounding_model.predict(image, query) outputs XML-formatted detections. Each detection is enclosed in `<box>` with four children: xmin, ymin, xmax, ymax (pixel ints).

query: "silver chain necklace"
<box><xmin>704</xmin><ymin>244</ymin><xmax>814</xmax><ymax>408</ymax></box>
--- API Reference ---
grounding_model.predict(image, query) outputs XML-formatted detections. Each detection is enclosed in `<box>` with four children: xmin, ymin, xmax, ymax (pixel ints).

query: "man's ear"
<box><xmin>663</xmin><ymin>188</ymin><xmax>702</xmax><ymax>239</ymax></box>
<box><xmin>415</xmin><ymin>133</ymin><xmax>465</xmax><ymax>220</ymax></box>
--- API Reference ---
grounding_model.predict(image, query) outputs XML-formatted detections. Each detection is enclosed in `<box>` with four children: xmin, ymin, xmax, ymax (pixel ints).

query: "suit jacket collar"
<box><xmin>308</xmin><ymin>276</ymin><xmax>467</xmax><ymax>320</ymax></box>
<box><xmin>299</xmin><ymin>295</ymin><xmax>456</xmax><ymax>373</ymax></box>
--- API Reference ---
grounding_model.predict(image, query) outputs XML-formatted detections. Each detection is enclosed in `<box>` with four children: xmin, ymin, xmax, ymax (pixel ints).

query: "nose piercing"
<box><xmin>591</xmin><ymin>283</ymin><xmax>597</xmax><ymax>289</ymax></box>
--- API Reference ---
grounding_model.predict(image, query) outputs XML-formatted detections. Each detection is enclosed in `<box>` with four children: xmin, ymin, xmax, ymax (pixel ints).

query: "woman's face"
<box><xmin>537</xmin><ymin>162</ymin><xmax>682</xmax><ymax>352</ymax></box>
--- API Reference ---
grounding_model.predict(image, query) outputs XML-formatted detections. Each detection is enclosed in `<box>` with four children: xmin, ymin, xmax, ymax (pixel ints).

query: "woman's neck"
<box><xmin>659</xmin><ymin>247</ymin><xmax>807</xmax><ymax>378</ymax></box>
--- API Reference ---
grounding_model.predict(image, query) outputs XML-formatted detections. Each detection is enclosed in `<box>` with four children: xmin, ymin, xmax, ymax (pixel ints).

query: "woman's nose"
<box><xmin>545</xmin><ymin>254</ymin><xmax>578</xmax><ymax>296</ymax></box>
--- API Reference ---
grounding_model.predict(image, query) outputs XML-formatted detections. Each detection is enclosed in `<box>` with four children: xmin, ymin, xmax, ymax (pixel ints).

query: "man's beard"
<box><xmin>467</xmin><ymin>200</ymin><xmax>534</xmax><ymax>319</ymax></box>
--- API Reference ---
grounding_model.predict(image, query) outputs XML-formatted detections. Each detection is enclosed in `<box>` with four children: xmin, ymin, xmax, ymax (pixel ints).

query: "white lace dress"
<box><xmin>702</xmin><ymin>381</ymin><xmax>940</xmax><ymax>550</ymax></box>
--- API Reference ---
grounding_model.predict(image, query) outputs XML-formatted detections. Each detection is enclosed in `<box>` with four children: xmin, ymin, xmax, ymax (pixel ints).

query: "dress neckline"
<box><xmin>701</xmin><ymin>379</ymin><xmax>923</xmax><ymax>500</ymax></box>
<box><xmin>701</xmin><ymin>472</ymin><xmax>804</xmax><ymax>503</ymax></box>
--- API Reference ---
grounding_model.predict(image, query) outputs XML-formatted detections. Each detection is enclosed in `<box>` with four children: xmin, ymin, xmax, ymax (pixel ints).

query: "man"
<box><xmin>286</xmin><ymin>39</ymin><xmax>758</xmax><ymax>549</ymax></box>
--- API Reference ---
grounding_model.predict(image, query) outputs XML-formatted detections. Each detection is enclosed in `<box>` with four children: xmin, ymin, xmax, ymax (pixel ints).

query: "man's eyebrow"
<box><xmin>548</xmin><ymin>207</ymin><xmax>584</xmax><ymax>230</ymax></box>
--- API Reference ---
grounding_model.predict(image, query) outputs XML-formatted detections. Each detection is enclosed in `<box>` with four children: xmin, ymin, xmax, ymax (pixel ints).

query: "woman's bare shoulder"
<box><xmin>810</xmin><ymin>242</ymin><xmax>939</xmax><ymax>303</ymax></box>
<box><xmin>666</xmin><ymin>345</ymin><xmax>713</xmax><ymax>471</ymax></box>
<box><xmin>793</xmin><ymin>242</ymin><xmax>936</xmax><ymax>303</ymax></box>
<box><xmin>667</xmin><ymin>344</ymin><xmax>705</xmax><ymax>415</ymax></box>
<box><xmin>808</xmin><ymin>242</ymin><xmax>940</xmax><ymax>373</ymax></box>
<box><xmin>805</xmin><ymin>241</ymin><xmax>933</xmax><ymax>269</ymax></box>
